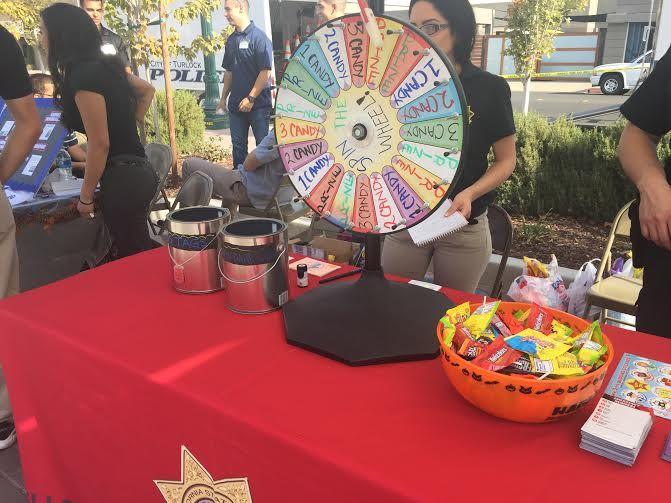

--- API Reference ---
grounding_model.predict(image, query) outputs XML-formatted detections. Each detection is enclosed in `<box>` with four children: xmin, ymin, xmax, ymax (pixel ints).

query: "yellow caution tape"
<box><xmin>499</xmin><ymin>66</ymin><xmax>645</xmax><ymax>79</ymax></box>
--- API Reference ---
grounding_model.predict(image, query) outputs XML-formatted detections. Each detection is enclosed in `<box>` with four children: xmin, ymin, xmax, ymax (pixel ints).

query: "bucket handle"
<box><xmin>218</xmin><ymin>245</ymin><xmax>286</xmax><ymax>284</ymax></box>
<box><xmin>168</xmin><ymin>213</ymin><xmax>231</xmax><ymax>269</ymax></box>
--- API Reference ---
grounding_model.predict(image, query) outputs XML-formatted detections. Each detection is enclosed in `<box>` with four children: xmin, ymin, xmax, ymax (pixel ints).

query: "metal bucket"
<box><xmin>167</xmin><ymin>206</ymin><xmax>231</xmax><ymax>293</ymax></box>
<box><xmin>220</xmin><ymin>218</ymin><xmax>289</xmax><ymax>314</ymax></box>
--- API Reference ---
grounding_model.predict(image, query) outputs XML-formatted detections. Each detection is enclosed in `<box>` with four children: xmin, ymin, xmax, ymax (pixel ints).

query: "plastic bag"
<box><xmin>507</xmin><ymin>255</ymin><xmax>569</xmax><ymax>310</ymax></box>
<box><xmin>566</xmin><ymin>259</ymin><xmax>599</xmax><ymax>317</ymax></box>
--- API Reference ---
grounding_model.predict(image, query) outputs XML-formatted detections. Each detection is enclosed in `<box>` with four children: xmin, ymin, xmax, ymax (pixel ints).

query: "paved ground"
<box><xmin>511</xmin><ymin>90</ymin><xmax>627</xmax><ymax>123</ymax></box>
<box><xmin>0</xmin><ymin>444</ymin><xmax>25</xmax><ymax>502</ymax></box>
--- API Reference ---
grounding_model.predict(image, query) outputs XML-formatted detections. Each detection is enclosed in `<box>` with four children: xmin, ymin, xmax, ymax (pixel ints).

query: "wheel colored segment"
<box><xmin>281</xmin><ymin>60</ymin><xmax>332</xmax><ymax>109</ymax></box>
<box><xmin>342</xmin><ymin>17</ymin><xmax>369</xmax><ymax>88</ymax></box>
<box><xmin>305</xmin><ymin>162</ymin><xmax>345</xmax><ymax>214</ymax></box>
<box><xmin>397</xmin><ymin>141</ymin><xmax>461</xmax><ymax>184</ymax></box>
<box><xmin>390</xmin><ymin>155</ymin><xmax>445</xmax><ymax>208</ymax></box>
<box><xmin>275</xmin><ymin>88</ymin><xmax>326</xmax><ymax>123</ymax></box>
<box><xmin>389</xmin><ymin>55</ymin><xmax>451</xmax><ymax>108</ymax></box>
<box><xmin>370</xmin><ymin>171</ymin><xmax>405</xmax><ymax>231</ymax></box>
<box><xmin>289</xmin><ymin>153</ymin><xmax>335</xmax><ymax>193</ymax></box>
<box><xmin>379</xmin><ymin>30</ymin><xmax>428</xmax><ymax>97</ymax></box>
<box><xmin>316</xmin><ymin>25</ymin><xmax>352</xmax><ymax>90</ymax></box>
<box><xmin>366</xmin><ymin>18</ymin><xmax>404</xmax><ymax>90</ymax></box>
<box><xmin>352</xmin><ymin>174</ymin><xmax>378</xmax><ymax>232</ymax></box>
<box><xmin>294</xmin><ymin>39</ymin><xmax>341</xmax><ymax>98</ymax></box>
<box><xmin>400</xmin><ymin>115</ymin><xmax>463</xmax><ymax>150</ymax></box>
<box><xmin>275</xmin><ymin>117</ymin><xmax>325</xmax><ymax>144</ymax></box>
<box><xmin>279</xmin><ymin>139</ymin><xmax>329</xmax><ymax>169</ymax></box>
<box><xmin>328</xmin><ymin>170</ymin><xmax>356</xmax><ymax>227</ymax></box>
<box><xmin>381</xmin><ymin>165</ymin><xmax>428</xmax><ymax>224</ymax></box>
<box><xmin>396</xmin><ymin>80</ymin><xmax>461</xmax><ymax>123</ymax></box>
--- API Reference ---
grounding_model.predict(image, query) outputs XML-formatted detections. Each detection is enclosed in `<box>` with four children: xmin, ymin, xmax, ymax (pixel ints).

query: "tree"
<box><xmin>505</xmin><ymin>0</ymin><xmax>587</xmax><ymax>114</ymax></box>
<box><xmin>104</xmin><ymin>0</ymin><xmax>230</xmax><ymax>174</ymax></box>
<box><xmin>0</xmin><ymin>0</ymin><xmax>52</xmax><ymax>43</ymax></box>
<box><xmin>104</xmin><ymin>0</ymin><xmax>229</xmax><ymax>69</ymax></box>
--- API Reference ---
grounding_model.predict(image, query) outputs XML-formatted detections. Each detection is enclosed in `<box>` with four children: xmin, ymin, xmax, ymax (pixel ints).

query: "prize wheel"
<box><xmin>274</xmin><ymin>13</ymin><xmax>468</xmax><ymax>235</ymax></box>
<box><xmin>281</xmin><ymin>14</ymin><xmax>468</xmax><ymax>366</ymax></box>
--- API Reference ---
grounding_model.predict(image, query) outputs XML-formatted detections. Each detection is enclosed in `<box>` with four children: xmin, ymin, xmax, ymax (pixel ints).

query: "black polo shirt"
<box><xmin>0</xmin><ymin>25</ymin><xmax>32</xmax><ymax>100</ymax></box>
<box><xmin>100</xmin><ymin>25</ymin><xmax>130</xmax><ymax>67</ymax></box>
<box><xmin>620</xmin><ymin>46</ymin><xmax>671</xmax><ymax>268</ymax></box>
<box><xmin>455</xmin><ymin>62</ymin><xmax>516</xmax><ymax>218</ymax></box>
<box><xmin>221</xmin><ymin>21</ymin><xmax>273</xmax><ymax>113</ymax></box>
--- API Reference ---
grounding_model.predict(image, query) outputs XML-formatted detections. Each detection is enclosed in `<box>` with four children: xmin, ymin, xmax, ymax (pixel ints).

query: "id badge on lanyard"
<box><xmin>239</xmin><ymin>39</ymin><xmax>249</xmax><ymax>50</ymax></box>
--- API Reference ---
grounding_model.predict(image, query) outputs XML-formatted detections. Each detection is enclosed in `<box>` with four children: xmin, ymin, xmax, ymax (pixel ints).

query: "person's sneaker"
<box><xmin>0</xmin><ymin>420</ymin><xmax>16</xmax><ymax>449</ymax></box>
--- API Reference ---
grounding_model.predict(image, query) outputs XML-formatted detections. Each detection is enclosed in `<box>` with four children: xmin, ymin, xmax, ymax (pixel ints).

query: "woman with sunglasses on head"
<box><xmin>39</xmin><ymin>3</ymin><xmax>157</xmax><ymax>259</ymax></box>
<box><xmin>381</xmin><ymin>0</ymin><xmax>517</xmax><ymax>293</ymax></box>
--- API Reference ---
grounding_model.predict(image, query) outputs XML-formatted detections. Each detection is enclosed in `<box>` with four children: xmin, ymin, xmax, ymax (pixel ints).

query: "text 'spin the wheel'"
<box><xmin>274</xmin><ymin>14</ymin><xmax>468</xmax><ymax>235</ymax></box>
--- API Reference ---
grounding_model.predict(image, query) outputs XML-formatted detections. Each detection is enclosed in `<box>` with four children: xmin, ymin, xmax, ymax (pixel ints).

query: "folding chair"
<box><xmin>145</xmin><ymin>143</ymin><xmax>173</xmax><ymax>234</ymax></box>
<box><xmin>153</xmin><ymin>171</ymin><xmax>214</xmax><ymax>240</ymax></box>
<box><xmin>487</xmin><ymin>204</ymin><xmax>514</xmax><ymax>298</ymax></box>
<box><xmin>583</xmin><ymin>200</ymin><xmax>641</xmax><ymax>327</ymax></box>
<box><xmin>237</xmin><ymin>174</ymin><xmax>312</xmax><ymax>235</ymax></box>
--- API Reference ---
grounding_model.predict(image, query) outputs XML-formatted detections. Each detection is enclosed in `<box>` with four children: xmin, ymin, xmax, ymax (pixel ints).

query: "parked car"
<box><xmin>591</xmin><ymin>51</ymin><xmax>653</xmax><ymax>95</ymax></box>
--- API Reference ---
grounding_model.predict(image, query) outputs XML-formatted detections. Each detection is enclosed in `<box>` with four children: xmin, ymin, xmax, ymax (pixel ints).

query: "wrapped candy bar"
<box><xmin>529</xmin><ymin>353</ymin><xmax>586</xmax><ymax>377</ymax></box>
<box><xmin>491</xmin><ymin>314</ymin><xmax>514</xmax><ymax>338</ymax></box>
<box><xmin>571</xmin><ymin>321</ymin><xmax>603</xmax><ymax>349</ymax></box>
<box><xmin>524</xmin><ymin>303</ymin><xmax>554</xmax><ymax>334</ymax></box>
<box><xmin>523</xmin><ymin>256</ymin><xmax>549</xmax><ymax>278</ymax></box>
<box><xmin>549</xmin><ymin>320</ymin><xmax>573</xmax><ymax>342</ymax></box>
<box><xmin>513</xmin><ymin>308</ymin><xmax>531</xmax><ymax>322</ymax></box>
<box><xmin>458</xmin><ymin>338</ymin><xmax>486</xmax><ymax>360</ymax></box>
<box><xmin>445</xmin><ymin>302</ymin><xmax>471</xmax><ymax>325</ymax></box>
<box><xmin>499</xmin><ymin>311</ymin><xmax>525</xmax><ymax>335</ymax></box>
<box><xmin>505</xmin><ymin>329</ymin><xmax>571</xmax><ymax>360</ymax></box>
<box><xmin>463</xmin><ymin>301</ymin><xmax>500</xmax><ymax>336</ymax></box>
<box><xmin>472</xmin><ymin>336</ymin><xmax>522</xmax><ymax>372</ymax></box>
<box><xmin>577</xmin><ymin>340</ymin><xmax>607</xmax><ymax>366</ymax></box>
<box><xmin>504</xmin><ymin>354</ymin><xmax>534</xmax><ymax>374</ymax></box>
<box><xmin>440</xmin><ymin>317</ymin><xmax>457</xmax><ymax>347</ymax></box>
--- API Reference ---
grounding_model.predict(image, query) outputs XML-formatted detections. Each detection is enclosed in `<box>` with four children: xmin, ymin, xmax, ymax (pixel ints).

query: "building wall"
<box><xmin>600</xmin><ymin>0</ymin><xmax>659</xmax><ymax>64</ymax></box>
<box><xmin>656</xmin><ymin>0</ymin><xmax>671</xmax><ymax>60</ymax></box>
<box><xmin>602</xmin><ymin>22</ymin><xmax>629</xmax><ymax>63</ymax></box>
<box><xmin>608</xmin><ymin>0</ymin><xmax>659</xmax><ymax>23</ymax></box>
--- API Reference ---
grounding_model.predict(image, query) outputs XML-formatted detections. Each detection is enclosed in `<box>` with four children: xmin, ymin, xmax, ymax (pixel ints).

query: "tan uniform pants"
<box><xmin>0</xmin><ymin>189</ymin><xmax>19</xmax><ymax>421</ymax></box>
<box><xmin>182</xmin><ymin>157</ymin><xmax>252</xmax><ymax>218</ymax></box>
<box><xmin>381</xmin><ymin>212</ymin><xmax>492</xmax><ymax>293</ymax></box>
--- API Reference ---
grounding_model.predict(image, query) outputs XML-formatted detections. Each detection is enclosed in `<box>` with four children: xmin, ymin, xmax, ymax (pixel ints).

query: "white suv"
<box><xmin>591</xmin><ymin>51</ymin><xmax>653</xmax><ymax>95</ymax></box>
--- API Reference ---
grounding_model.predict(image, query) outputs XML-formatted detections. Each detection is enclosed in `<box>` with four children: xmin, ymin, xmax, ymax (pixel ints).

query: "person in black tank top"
<box><xmin>40</xmin><ymin>3</ymin><xmax>158</xmax><ymax>259</ymax></box>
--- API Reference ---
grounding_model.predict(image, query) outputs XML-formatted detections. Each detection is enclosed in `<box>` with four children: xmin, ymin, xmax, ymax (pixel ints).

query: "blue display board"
<box><xmin>0</xmin><ymin>97</ymin><xmax>68</xmax><ymax>194</ymax></box>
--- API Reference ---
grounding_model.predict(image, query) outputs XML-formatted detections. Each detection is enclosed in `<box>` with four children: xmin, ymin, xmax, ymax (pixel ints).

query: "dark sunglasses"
<box><xmin>418</xmin><ymin>23</ymin><xmax>449</xmax><ymax>36</ymax></box>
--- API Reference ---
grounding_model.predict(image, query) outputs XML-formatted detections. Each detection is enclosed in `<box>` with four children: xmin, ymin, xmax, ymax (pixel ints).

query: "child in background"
<box><xmin>30</xmin><ymin>72</ymin><xmax>87</xmax><ymax>176</ymax></box>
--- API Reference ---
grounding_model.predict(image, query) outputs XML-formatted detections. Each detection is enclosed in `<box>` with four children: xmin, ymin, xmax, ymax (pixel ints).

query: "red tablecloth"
<box><xmin>0</xmin><ymin>248</ymin><xmax>668</xmax><ymax>503</ymax></box>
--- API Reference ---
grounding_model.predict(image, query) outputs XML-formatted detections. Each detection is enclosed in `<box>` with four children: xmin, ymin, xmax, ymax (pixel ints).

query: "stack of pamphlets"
<box><xmin>580</xmin><ymin>353</ymin><xmax>671</xmax><ymax>465</ymax></box>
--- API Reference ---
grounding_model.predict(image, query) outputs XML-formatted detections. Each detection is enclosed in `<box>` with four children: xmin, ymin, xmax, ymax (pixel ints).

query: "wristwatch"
<box><xmin>247</xmin><ymin>95</ymin><xmax>256</xmax><ymax>103</ymax></box>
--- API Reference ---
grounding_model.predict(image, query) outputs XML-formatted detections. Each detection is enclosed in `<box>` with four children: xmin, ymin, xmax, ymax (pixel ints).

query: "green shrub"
<box><xmin>496</xmin><ymin>113</ymin><xmax>671</xmax><ymax>222</ymax></box>
<box><xmin>190</xmin><ymin>136</ymin><xmax>232</xmax><ymax>164</ymax></box>
<box><xmin>146</xmin><ymin>90</ymin><xmax>205</xmax><ymax>155</ymax></box>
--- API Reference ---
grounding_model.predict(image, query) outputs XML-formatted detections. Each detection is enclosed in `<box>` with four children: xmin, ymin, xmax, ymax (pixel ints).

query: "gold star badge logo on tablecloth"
<box><xmin>154</xmin><ymin>446</ymin><xmax>252</xmax><ymax>503</ymax></box>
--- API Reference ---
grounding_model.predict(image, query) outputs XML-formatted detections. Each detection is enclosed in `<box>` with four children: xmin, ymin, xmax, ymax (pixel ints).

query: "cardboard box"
<box><xmin>291</xmin><ymin>236</ymin><xmax>362</xmax><ymax>265</ymax></box>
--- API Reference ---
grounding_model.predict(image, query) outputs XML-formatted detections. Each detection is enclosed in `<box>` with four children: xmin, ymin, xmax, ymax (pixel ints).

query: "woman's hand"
<box><xmin>445</xmin><ymin>189</ymin><xmax>473</xmax><ymax>220</ymax></box>
<box><xmin>77</xmin><ymin>198</ymin><xmax>95</xmax><ymax>219</ymax></box>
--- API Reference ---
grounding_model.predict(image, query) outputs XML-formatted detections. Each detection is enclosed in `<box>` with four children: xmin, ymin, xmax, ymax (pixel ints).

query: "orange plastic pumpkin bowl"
<box><xmin>436</xmin><ymin>302</ymin><xmax>614</xmax><ymax>423</ymax></box>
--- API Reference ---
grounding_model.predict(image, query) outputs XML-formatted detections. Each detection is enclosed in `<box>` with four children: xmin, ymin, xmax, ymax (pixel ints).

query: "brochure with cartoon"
<box><xmin>605</xmin><ymin>353</ymin><xmax>671</xmax><ymax>421</ymax></box>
